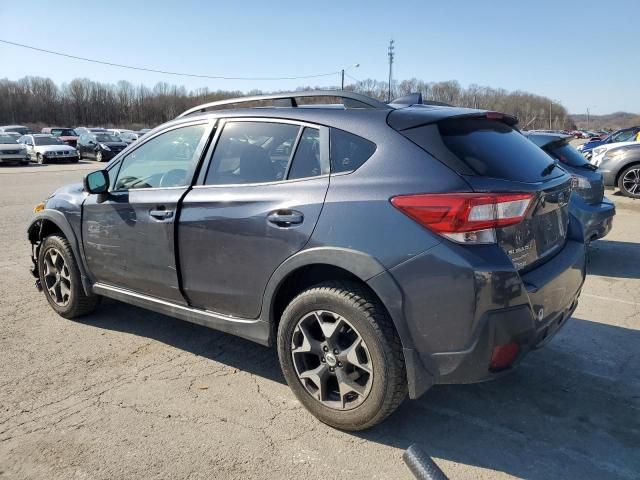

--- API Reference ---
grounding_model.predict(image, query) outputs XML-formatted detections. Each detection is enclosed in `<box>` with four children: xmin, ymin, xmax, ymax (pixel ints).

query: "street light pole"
<box><xmin>340</xmin><ymin>64</ymin><xmax>359</xmax><ymax>90</ymax></box>
<box><xmin>549</xmin><ymin>100</ymin><xmax>552</xmax><ymax>130</ymax></box>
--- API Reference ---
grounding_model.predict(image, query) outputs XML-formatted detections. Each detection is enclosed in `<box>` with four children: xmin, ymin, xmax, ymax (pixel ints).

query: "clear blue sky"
<box><xmin>1</xmin><ymin>0</ymin><xmax>637</xmax><ymax>115</ymax></box>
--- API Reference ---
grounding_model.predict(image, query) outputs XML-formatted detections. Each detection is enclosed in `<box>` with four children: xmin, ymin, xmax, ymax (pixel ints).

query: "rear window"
<box><xmin>330</xmin><ymin>128</ymin><xmax>376</xmax><ymax>173</ymax></box>
<box><xmin>438</xmin><ymin>118</ymin><xmax>562</xmax><ymax>182</ymax></box>
<box><xmin>545</xmin><ymin>142</ymin><xmax>591</xmax><ymax>167</ymax></box>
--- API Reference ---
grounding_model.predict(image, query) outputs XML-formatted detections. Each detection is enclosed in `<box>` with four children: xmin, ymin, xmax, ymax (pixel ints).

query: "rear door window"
<box><xmin>287</xmin><ymin>127</ymin><xmax>322</xmax><ymax>179</ymax></box>
<box><xmin>437</xmin><ymin>118</ymin><xmax>563</xmax><ymax>182</ymax></box>
<box><xmin>205</xmin><ymin>121</ymin><xmax>300</xmax><ymax>185</ymax></box>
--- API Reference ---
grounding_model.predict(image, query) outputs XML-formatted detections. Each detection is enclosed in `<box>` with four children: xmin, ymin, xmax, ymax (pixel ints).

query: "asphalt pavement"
<box><xmin>0</xmin><ymin>161</ymin><xmax>638</xmax><ymax>479</ymax></box>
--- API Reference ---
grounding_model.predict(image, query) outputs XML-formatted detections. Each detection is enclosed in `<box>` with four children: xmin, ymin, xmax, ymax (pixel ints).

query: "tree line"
<box><xmin>0</xmin><ymin>76</ymin><xmax>574</xmax><ymax>131</ymax></box>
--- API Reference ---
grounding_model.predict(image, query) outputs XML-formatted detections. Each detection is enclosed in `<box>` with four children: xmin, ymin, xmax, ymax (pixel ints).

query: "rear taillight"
<box><xmin>391</xmin><ymin>193</ymin><xmax>533</xmax><ymax>244</ymax></box>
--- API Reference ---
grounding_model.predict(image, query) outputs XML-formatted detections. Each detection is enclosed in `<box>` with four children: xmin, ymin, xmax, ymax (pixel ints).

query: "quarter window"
<box><xmin>113</xmin><ymin>124</ymin><xmax>206</xmax><ymax>190</ymax></box>
<box><xmin>330</xmin><ymin>128</ymin><xmax>376</xmax><ymax>173</ymax></box>
<box><xmin>205</xmin><ymin>122</ymin><xmax>300</xmax><ymax>185</ymax></box>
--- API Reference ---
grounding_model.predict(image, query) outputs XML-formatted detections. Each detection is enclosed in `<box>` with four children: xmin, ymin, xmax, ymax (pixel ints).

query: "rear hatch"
<box><xmin>391</xmin><ymin>112</ymin><xmax>572</xmax><ymax>271</ymax></box>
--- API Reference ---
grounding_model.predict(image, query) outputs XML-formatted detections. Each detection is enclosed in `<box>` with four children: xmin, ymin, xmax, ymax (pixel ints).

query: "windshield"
<box><xmin>610</xmin><ymin>130</ymin><xmax>637</xmax><ymax>143</ymax></box>
<box><xmin>52</xmin><ymin>128</ymin><xmax>77</xmax><ymax>137</ymax></box>
<box><xmin>95</xmin><ymin>133</ymin><xmax>121</xmax><ymax>142</ymax></box>
<box><xmin>545</xmin><ymin>141</ymin><xmax>591</xmax><ymax>167</ymax></box>
<box><xmin>0</xmin><ymin>135</ymin><xmax>18</xmax><ymax>144</ymax></box>
<box><xmin>34</xmin><ymin>137</ymin><xmax>64</xmax><ymax>146</ymax></box>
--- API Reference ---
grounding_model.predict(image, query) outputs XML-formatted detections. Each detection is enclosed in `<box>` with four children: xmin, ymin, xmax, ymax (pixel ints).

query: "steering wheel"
<box><xmin>159</xmin><ymin>169</ymin><xmax>187</xmax><ymax>188</ymax></box>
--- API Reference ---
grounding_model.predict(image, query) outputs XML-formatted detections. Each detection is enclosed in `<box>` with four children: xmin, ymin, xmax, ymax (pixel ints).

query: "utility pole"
<box><xmin>587</xmin><ymin>107</ymin><xmax>590</xmax><ymax>129</ymax></box>
<box><xmin>387</xmin><ymin>39</ymin><xmax>395</xmax><ymax>102</ymax></box>
<box><xmin>341</xmin><ymin>69</ymin><xmax>345</xmax><ymax>90</ymax></box>
<box><xmin>549</xmin><ymin>100</ymin><xmax>552</xmax><ymax>130</ymax></box>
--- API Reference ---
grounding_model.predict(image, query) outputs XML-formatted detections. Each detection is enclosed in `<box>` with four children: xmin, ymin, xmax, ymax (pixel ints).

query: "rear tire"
<box><xmin>277</xmin><ymin>281</ymin><xmax>407</xmax><ymax>431</ymax></box>
<box><xmin>38</xmin><ymin>235</ymin><xmax>101</xmax><ymax>319</ymax></box>
<box><xmin>618</xmin><ymin>165</ymin><xmax>640</xmax><ymax>198</ymax></box>
<box><xmin>96</xmin><ymin>151</ymin><xmax>103</xmax><ymax>162</ymax></box>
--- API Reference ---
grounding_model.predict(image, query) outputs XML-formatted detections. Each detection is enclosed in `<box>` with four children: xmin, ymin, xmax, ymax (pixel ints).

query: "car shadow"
<box><xmin>87</xmin><ymin>299</ymin><xmax>284</xmax><ymax>384</ymax></box>
<box><xmin>587</xmin><ymin>240</ymin><xmax>640</xmax><ymax>279</ymax></box>
<box><xmin>85</xmin><ymin>304</ymin><xmax>640</xmax><ymax>479</ymax></box>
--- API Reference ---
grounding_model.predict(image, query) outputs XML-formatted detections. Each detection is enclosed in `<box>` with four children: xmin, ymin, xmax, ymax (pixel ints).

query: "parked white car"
<box><xmin>18</xmin><ymin>134</ymin><xmax>79</xmax><ymax>164</ymax></box>
<box><xmin>0</xmin><ymin>134</ymin><xmax>29</xmax><ymax>165</ymax></box>
<box><xmin>590</xmin><ymin>140</ymin><xmax>640</xmax><ymax>166</ymax></box>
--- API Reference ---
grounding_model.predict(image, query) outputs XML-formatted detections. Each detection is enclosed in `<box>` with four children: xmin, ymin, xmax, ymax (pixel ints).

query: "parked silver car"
<box><xmin>0</xmin><ymin>134</ymin><xmax>29</xmax><ymax>165</ymax></box>
<box><xmin>18</xmin><ymin>134</ymin><xmax>79</xmax><ymax>164</ymax></box>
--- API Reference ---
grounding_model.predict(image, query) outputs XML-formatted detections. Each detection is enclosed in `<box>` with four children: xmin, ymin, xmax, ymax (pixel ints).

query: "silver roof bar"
<box><xmin>176</xmin><ymin>90</ymin><xmax>391</xmax><ymax>118</ymax></box>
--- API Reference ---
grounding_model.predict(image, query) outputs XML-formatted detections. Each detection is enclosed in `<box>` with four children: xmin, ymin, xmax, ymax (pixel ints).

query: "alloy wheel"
<box><xmin>96</xmin><ymin>151</ymin><xmax>103</xmax><ymax>162</ymax></box>
<box><xmin>291</xmin><ymin>310</ymin><xmax>374</xmax><ymax>410</ymax></box>
<box><xmin>622</xmin><ymin>168</ymin><xmax>640</xmax><ymax>196</ymax></box>
<box><xmin>42</xmin><ymin>248</ymin><xmax>71</xmax><ymax>307</ymax></box>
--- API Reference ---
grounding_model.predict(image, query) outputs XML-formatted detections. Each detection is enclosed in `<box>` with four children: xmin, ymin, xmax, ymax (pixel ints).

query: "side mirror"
<box><xmin>83</xmin><ymin>170</ymin><xmax>109</xmax><ymax>194</ymax></box>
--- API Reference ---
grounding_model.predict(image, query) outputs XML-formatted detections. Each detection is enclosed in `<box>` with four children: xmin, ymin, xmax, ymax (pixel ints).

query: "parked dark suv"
<box><xmin>28</xmin><ymin>91</ymin><xmax>585</xmax><ymax>430</ymax></box>
<box><xmin>525</xmin><ymin>132</ymin><xmax>615</xmax><ymax>241</ymax></box>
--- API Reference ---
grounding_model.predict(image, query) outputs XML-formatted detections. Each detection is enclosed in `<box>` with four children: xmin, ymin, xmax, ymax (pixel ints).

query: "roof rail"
<box><xmin>177</xmin><ymin>90</ymin><xmax>390</xmax><ymax>118</ymax></box>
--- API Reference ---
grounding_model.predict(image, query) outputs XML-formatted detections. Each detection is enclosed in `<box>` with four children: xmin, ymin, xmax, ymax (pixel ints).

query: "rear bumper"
<box><xmin>571</xmin><ymin>196</ymin><xmax>615</xmax><ymax>241</ymax></box>
<box><xmin>380</xmin><ymin>235</ymin><xmax>585</xmax><ymax>395</ymax></box>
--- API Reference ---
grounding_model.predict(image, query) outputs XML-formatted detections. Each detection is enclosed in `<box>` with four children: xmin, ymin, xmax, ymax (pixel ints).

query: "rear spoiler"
<box><xmin>389</xmin><ymin>93</ymin><xmax>453</xmax><ymax>108</ymax></box>
<box><xmin>388</xmin><ymin>108</ymin><xmax>519</xmax><ymax>131</ymax></box>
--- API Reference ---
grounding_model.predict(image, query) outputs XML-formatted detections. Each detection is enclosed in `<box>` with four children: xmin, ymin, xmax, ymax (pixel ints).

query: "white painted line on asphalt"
<box><xmin>582</xmin><ymin>293</ymin><xmax>639</xmax><ymax>306</ymax></box>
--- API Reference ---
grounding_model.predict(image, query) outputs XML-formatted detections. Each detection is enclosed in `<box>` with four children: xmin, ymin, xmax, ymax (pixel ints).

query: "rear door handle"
<box><xmin>149</xmin><ymin>208</ymin><xmax>174</xmax><ymax>220</ymax></box>
<box><xmin>267</xmin><ymin>210</ymin><xmax>304</xmax><ymax>226</ymax></box>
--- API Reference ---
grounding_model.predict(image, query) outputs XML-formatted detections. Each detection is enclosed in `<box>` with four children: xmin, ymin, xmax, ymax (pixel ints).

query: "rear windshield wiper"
<box><xmin>541</xmin><ymin>159</ymin><xmax>558</xmax><ymax>176</ymax></box>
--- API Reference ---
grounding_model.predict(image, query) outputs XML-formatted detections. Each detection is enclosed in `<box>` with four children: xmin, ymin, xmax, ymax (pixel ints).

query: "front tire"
<box><xmin>96</xmin><ymin>151</ymin><xmax>103</xmax><ymax>162</ymax></box>
<box><xmin>618</xmin><ymin>165</ymin><xmax>640</xmax><ymax>198</ymax></box>
<box><xmin>36</xmin><ymin>153</ymin><xmax>46</xmax><ymax>164</ymax></box>
<box><xmin>38</xmin><ymin>235</ymin><xmax>101</xmax><ymax>319</ymax></box>
<box><xmin>277</xmin><ymin>281</ymin><xmax>407</xmax><ymax>431</ymax></box>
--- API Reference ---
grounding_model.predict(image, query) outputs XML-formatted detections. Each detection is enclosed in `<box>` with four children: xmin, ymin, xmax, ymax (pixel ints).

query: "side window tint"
<box><xmin>330</xmin><ymin>128</ymin><xmax>376</xmax><ymax>173</ymax></box>
<box><xmin>288</xmin><ymin>128</ymin><xmax>321</xmax><ymax>180</ymax></box>
<box><xmin>206</xmin><ymin>122</ymin><xmax>300</xmax><ymax>185</ymax></box>
<box><xmin>114</xmin><ymin>124</ymin><xmax>206</xmax><ymax>190</ymax></box>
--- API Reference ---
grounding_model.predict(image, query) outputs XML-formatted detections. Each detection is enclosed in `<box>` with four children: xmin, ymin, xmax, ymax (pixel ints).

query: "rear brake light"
<box><xmin>391</xmin><ymin>193</ymin><xmax>533</xmax><ymax>244</ymax></box>
<box><xmin>485</xmin><ymin>111</ymin><xmax>504</xmax><ymax>120</ymax></box>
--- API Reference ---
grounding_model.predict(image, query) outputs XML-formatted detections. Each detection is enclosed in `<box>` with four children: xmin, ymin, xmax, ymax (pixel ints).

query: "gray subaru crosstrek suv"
<box><xmin>28</xmin><ymin>91</ymin><xmax>585</xmax><ymax>430</ymax></box>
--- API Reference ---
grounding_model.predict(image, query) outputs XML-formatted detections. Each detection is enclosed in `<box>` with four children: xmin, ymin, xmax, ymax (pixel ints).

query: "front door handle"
<box><xmin>267</xmin><ymin>210</ymin><xmax>304</xmax><ymax>226</ymax></box>
<box><xmin>149</xmin><ymin>208</ymin><xmax>174</xmax><ymax>220</ymax></box>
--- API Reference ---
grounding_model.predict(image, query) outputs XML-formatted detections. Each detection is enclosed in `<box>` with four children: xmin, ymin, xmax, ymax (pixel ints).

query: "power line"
<box><xmin>0</xmin><ymin>39</ymin><xmax>343</xmax><ymax>81</ymax></box>
<box><xmin>345</xmin><ymin>73</ymin><xmax>361</xmax><ymax>83</ymax></box>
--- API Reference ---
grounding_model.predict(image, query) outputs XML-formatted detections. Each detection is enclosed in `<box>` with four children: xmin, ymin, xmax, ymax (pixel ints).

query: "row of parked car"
<box><xmin>0</xmin><ymin>125</ymin><xmax>151</xmax><ymax>165</ymax></box>
<box><xmin>525</xmin><ymin>125</ymin><xmax>640</xmax><ymax>198</ymax></box>
<box><xmin>27</xmin><ymin>90</ymin><xmax>616</xmax><ymax>430</ymax></box>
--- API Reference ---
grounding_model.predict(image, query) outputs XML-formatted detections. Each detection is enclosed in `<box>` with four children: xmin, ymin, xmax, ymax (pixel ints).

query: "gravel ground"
<box><xmin>0</xmin><ymin>161</ymin><xmax>638</xmax><ymax>479</ymax></box>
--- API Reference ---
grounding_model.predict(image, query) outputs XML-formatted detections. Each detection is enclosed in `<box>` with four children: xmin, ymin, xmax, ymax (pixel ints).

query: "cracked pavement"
<box><xmin>0</xmin><ymin>162</ymin><xmax>638</xmax><ymax>479</ymax></box>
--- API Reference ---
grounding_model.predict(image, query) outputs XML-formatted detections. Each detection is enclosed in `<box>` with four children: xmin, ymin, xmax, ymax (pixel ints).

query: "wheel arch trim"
<box><xmin>27</xmin><ymin>210</ymin><xmax>92</xmax><ymax>294</ymax></box>
<box><xmin>261</xmin><ymin>246</ymin><xmax>435</xmax><ymax>399</ymax></box>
